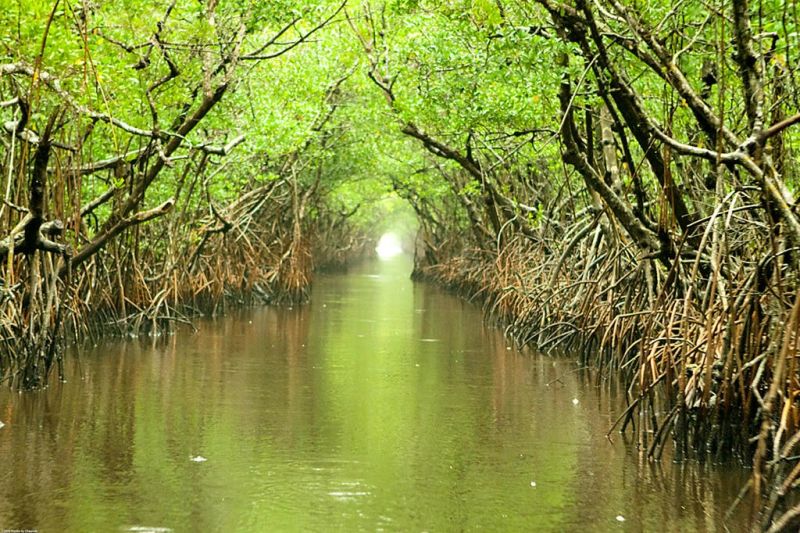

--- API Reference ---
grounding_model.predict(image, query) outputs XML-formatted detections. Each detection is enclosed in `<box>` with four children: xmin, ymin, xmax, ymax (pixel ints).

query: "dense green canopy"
<box><xmin>2</xmin><ymin>1</ymin><xmax>800</xmax><ymax>527</ymax></box>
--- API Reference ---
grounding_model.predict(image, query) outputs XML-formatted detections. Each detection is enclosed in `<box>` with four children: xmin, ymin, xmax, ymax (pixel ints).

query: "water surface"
<box><xmin>0</xmin><ymin>256</ymin><xmax>751</xmax><ymax>531</ymax></box>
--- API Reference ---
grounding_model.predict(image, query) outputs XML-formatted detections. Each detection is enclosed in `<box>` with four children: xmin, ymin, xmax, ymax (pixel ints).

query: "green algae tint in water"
<box><xmin>0</xmin><ymin>256</ymin><xmax>752</xmax><ymax>531</ymax></box>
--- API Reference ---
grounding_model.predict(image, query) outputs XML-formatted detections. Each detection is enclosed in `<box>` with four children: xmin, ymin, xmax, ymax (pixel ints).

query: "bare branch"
<box><xmin>80</xmin><ymin>187</ymin><xmax>117</xmax><ymax>217</ymax></box>
<box><xmin>71</xmin><ymin>147</ymin><xmax>149</xmax><ymax>176</ymax></box>
<box><xmin>67</xmin><ymin>198</ymin><xmax>175</xmax><ymax>271</ymax></box>
<box><xmin>195</xmin><ymin>134</ymin><xmax>246</xmax><ymax>156</ymax></box>
<box><xmin>242</xmin><ymin>1</ymin><xmax>347</xmax><ymax>61</ymax></box>
<box><xmin>1</xmin><ymin>63</ymin><xmax>162</xmax><ymax>139</ymax></box>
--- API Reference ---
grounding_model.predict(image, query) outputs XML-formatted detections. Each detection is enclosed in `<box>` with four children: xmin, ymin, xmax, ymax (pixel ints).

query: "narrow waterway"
<box><xmin>0</xmin><ymin>256</ymin><xmax>751</xmax><ymax>531</ymax></box>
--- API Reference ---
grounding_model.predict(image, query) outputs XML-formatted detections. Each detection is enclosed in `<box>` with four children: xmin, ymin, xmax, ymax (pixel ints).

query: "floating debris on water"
<box><xmin>530</xmin><ymin>481</ymin><xmax>537</xmax><ymax>488</ymax></box>
<box><xmin>615</xmin><ymin>515</ymin><xmax>625</xmax><ymax>522</ymax></box>
<box><xmin>572</xmin><ymin>398</ymin><xmax>580</xmax><ymax>405</ymax></box>
<box><xmin>127</xmin><ymin>527</ymin><xmax>173</xmax><ymax>532</ymax></box>
<box><xmin>190</xmin><ymin>455</ymin><xmax>207</xmax><ymax>462</ymax></box>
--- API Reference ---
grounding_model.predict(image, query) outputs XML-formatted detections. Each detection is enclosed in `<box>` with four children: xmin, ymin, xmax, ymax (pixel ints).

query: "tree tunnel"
<box><xmin>2</xmin><ymin>1</ymin><xmax>800</xmax><ymax>527</ymax></box>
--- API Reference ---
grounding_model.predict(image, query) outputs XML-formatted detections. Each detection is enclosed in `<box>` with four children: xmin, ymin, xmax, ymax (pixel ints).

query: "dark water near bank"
<box><xmin>0</xmin><ymin>256</ymin><xmax>751</xmax><ymax>532</ymax></box>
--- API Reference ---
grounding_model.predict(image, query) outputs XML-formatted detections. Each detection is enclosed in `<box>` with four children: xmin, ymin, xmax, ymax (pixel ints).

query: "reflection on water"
<box><xmin>0</xmin><ymin>256</ymin><xmax>751</xmax><ymax>531</ymax></box>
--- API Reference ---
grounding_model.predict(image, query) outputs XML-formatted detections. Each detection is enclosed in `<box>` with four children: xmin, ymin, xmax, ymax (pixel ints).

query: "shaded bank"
<box><xmin>0</xmin><ymin>2</ymin><xmax>385</xmax><ymax>388</ymax></box>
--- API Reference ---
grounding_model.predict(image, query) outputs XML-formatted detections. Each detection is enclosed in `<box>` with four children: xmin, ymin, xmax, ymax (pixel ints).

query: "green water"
<box><xmin>0</xmin><ymin>256</ymin><xmax>751</xmax><ymax>531</ymax></box>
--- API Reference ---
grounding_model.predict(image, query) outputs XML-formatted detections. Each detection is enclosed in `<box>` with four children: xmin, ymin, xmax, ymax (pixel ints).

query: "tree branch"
<box><xmin>66</xmin><ymin>198</ymin><xmax>175</xmax><ymax>272</ymax></box>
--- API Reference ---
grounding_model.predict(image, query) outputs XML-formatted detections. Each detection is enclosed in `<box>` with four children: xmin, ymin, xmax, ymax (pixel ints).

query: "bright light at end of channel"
<box><xmin>376</xmin><ymin>233</ymin><xmax>403</xmax><ymax>259</ymax></box>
